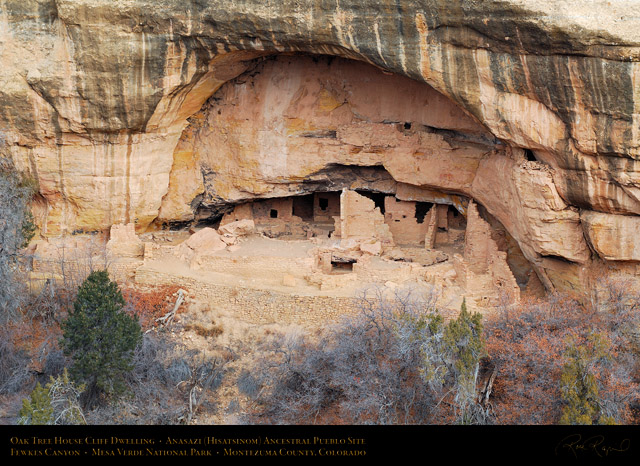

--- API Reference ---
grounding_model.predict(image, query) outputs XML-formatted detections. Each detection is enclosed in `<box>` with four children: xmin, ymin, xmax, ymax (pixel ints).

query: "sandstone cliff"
<box><xmin>2</xmin><ymin>0</ymin><xmax>640</xmax><ymax>291</ymax></box>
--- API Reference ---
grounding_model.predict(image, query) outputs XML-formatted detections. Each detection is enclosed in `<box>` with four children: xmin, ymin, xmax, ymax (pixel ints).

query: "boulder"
<box><xmin>218</xmin><ymin>219</ymin><xmax>256</xmax><ymax>237</ymax></box>
<box><xmin>185</xmin><ymin>228</ymin><xmax>227</xmax><ymax>252</ymax></box>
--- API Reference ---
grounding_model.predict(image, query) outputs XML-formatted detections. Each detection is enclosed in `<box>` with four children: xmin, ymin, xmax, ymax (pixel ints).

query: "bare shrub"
<box><xmin>0</xmin><ymin>327</ymin><xmax>33</xmax><ymax>395</ymax></box>
<box><xmin>46</xmin><ymin>369</ymin><xmax>86</xmax><ymax>425</ymax></box>
<box><xmin>0</xmin><ymin>157</ymin><xmax>36</xmax><ymax>321</ymax></box>
<box><xmin>18</xmin><ymin>369</ymin><xmax>86</xmax><ymax>426</ymax></box>
<box><xmin>40</xmin><ymin>343</ymin><xmax>66</xmax><ymax>380</ymax></box>
<box><xmin>485</xmin><ymin>282</ymin><xmax>640</xmax><ymax>425</ymax></box>
<box><xmin>121</xmin><ymin>285</ymin><xmax>183</xmax><ymax>331</ymax></box>
<box><xmin>0</xmin><ymin>315</ymin><xmax>68</xmax><ymax>396</ymax></box>
<box><xmin>176</xmin><ymin>353</ymin><xmax>226</xmax><ymax>424</ymax></box>
<box><xmin>239</xmin><ymin>285</ymin><xmax>468</xmax><ymax>425</ymax></box>
<box><xmin>85</xmin><ymin>332</ymin><xmax>228</xmax><ymax>425</ymax></box>
<box><xmin>29</xmin><ymin>236</ymin><xmax>112</xmax><ymax>320</ymax></box>
<box><xmin>237</xmin><ymin>370</ymin><xmax>261</xmax><ymax>399</ymax></box>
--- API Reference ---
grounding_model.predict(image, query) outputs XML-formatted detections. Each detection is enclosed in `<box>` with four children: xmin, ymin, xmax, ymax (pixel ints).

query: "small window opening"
<box><xmin>404</xmin><ymin>122</ymin><xmax>412</xmax><ymax>130</ymax></box>
<box><xmin>524</xmin><ymin>149</ymin><xmax>536</xmax><ymax>162</ymax></box>
<box><xmin>319</xmin><ymin>198</ymin><xmax>329</xmax><ymax>211</ymax></box>
<box><xmin>414</xmin><ymin>202</ymin><xmax>433</xmax><ymax>224</ymax></box>
<box><xmin>331</xmin><ymin>261</ymin><xmax>354</xmax><ymax>273</ymax></box>
<box><xmin>270</xmin><ymin>209</ymin><xmax>278</xmax><ymax>218</ymax></box>
<box><xmin>355</xmin><ymin>190</ymin><xmax>386</xmax><ymax>214</ymax></box>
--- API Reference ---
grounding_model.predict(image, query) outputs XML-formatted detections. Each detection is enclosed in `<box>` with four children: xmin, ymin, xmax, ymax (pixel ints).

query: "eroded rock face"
<box><xmin>163</xmin><ymin>55</ymin><xmax>594</xmax><ymax>290</ymax></box>
<box><xmin>175</xmin><ymin>55</ymin><xmax>489</xmax><ymax>214</ymax></box>
<box><xmin>3</xmin><ymin>1</ymin><xmax>640</xmax><ymax>291</ymax></box>
<box><xmin>581</xmin><ymin>211</ymin><xmax>640</xmax><ymax>261</ymax></box>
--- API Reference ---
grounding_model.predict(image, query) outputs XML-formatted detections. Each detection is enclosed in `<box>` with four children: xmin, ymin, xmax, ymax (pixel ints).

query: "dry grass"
<box><xmin>184</xmin><ymin>322</ymin><xmax>224</xmax><ymax>338</ymax></box>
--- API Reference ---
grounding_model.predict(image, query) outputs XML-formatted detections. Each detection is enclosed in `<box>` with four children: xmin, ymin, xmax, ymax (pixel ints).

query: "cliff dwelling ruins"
<box><xmin>3</xmin><ymin>0</ymin><xmax>640</xmax><ymax>324</ymax></box>
<box><xmin>5</xmin><ymin>0</ymin><xmax>640</xmax><ymax>430</ymax></box>
<box><xmin>25</xmin><ymin>53</ymin><xmax>550</xmax><ymax>315</ymax></box>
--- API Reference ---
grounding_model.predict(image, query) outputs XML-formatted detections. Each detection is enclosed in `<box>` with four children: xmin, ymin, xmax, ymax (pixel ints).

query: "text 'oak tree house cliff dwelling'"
<box><xmin>4</xmin><ymin>1</ymin><xmax>640</xmax><ymax>308</ymax></box>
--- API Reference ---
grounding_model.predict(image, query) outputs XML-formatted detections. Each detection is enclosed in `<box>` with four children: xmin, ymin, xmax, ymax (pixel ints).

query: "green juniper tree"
<box><xmin>18</xmin><ymin>382</ymin><xmax>53</xmax><ymax>425</ymax></box>
<box><xmin>60</xmin><ymin>270</ymin><xmax>142</xmax><ymax>407</ymax></box>
<box><xmin>443</xmin><ymin>298</ymin><xmax>487</xmax><ymax>424</ymax></box>
<box><xmin>560</xmin><ymin>333</ymin><xmax>616</xmax><ymax>425</ymax></box>
<box><xmin>18</xmin><ymin>369</ymin><xmax>86</xmax><ymax>425</ymax></box>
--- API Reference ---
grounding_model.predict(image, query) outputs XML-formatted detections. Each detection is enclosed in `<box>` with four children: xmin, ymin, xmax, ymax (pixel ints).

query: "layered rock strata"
<box><xmin>3</xmin><ymin>1</ymin><xmax>640</xmax><ymax>291</ymax></box>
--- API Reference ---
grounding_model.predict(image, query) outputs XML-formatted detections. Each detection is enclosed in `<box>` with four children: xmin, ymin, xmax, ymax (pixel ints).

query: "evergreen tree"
<box><xmin>560</xmin><ymin>333</ymin><xmax>616</xmax><ymax>425</ymax></box>
<box><xmin>18</xmin><ymin>382</ymin><xmax>53</xmax><ymax>425</ymax></box>
<box><xmin>60</xmin><ymin>270</ymin><xmax>142</xmax><ymax>406</ymax></box>
<box><xmin>443</xmin><ymin>298</ymin><xmax>487</xmax><ymax>424</ymax></box>
<box><xmin>18</xmin><ymin>369</ymin><xmax>86</xmax><ymax>425</ymax></box>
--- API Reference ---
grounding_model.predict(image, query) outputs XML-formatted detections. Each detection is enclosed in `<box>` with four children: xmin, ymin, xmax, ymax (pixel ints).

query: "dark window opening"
<box><xmin>331</xmin><ymin>261</ymin><xmax>354</xmax><ymax>272</ymax></box>
<box><xmin>319</xmin><ymin>198</ymin><xmax>329</xmax><ymax>211</ymax></box>
<box><xmin>292</xmin><ymin>194</ymin><xmax>314</xmax><ymax>220</ymax></box>
<box><xmin>414</xmin><ymin>202</ymin><xmax>433</xmax><ymax>224</ymax></box>
<box><xmin>355</xmin><ymin>190</ymin><xmax>387</xmax><ymax>214</ymax></box>
<box><xmin>524</xmin><ymin>149</ymin><xmax>536</xmax><ymax>162</ymax></box>
<box><xmin>404</xmin><ymin>122</ymin><xmax>412</xmax><ymax>130</ymax></box>
<box><xmin>270</xmin><ymin>209</ymin><xmax>278</xmax><ymax>219</ymax></box>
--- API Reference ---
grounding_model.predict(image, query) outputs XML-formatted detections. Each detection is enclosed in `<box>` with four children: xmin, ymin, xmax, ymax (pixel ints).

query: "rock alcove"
<box><xmin>6</xmin><ymin>2</ymin><xmax>640</xmax><ymax>296</ymax></box>
<box><xmin>153</xmin><ymin>54</ymin><xmax>547</xmax><ymax>293</ymax></box>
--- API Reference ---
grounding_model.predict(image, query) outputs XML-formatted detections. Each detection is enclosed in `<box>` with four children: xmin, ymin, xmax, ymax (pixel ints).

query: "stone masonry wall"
<box><xmin>340</xmin><ymin>190</ymin><xmax>394</xmax><ymax>246</ymax></box>
<box><xmin>384</xmin><ymin>196</ymin><xmax>427</xmax><ymax>245</ymax></box>
<box><xmin>134</xmin><ymin>267</ymin><xmax>359</xmax><ymax>328</ymax></box>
